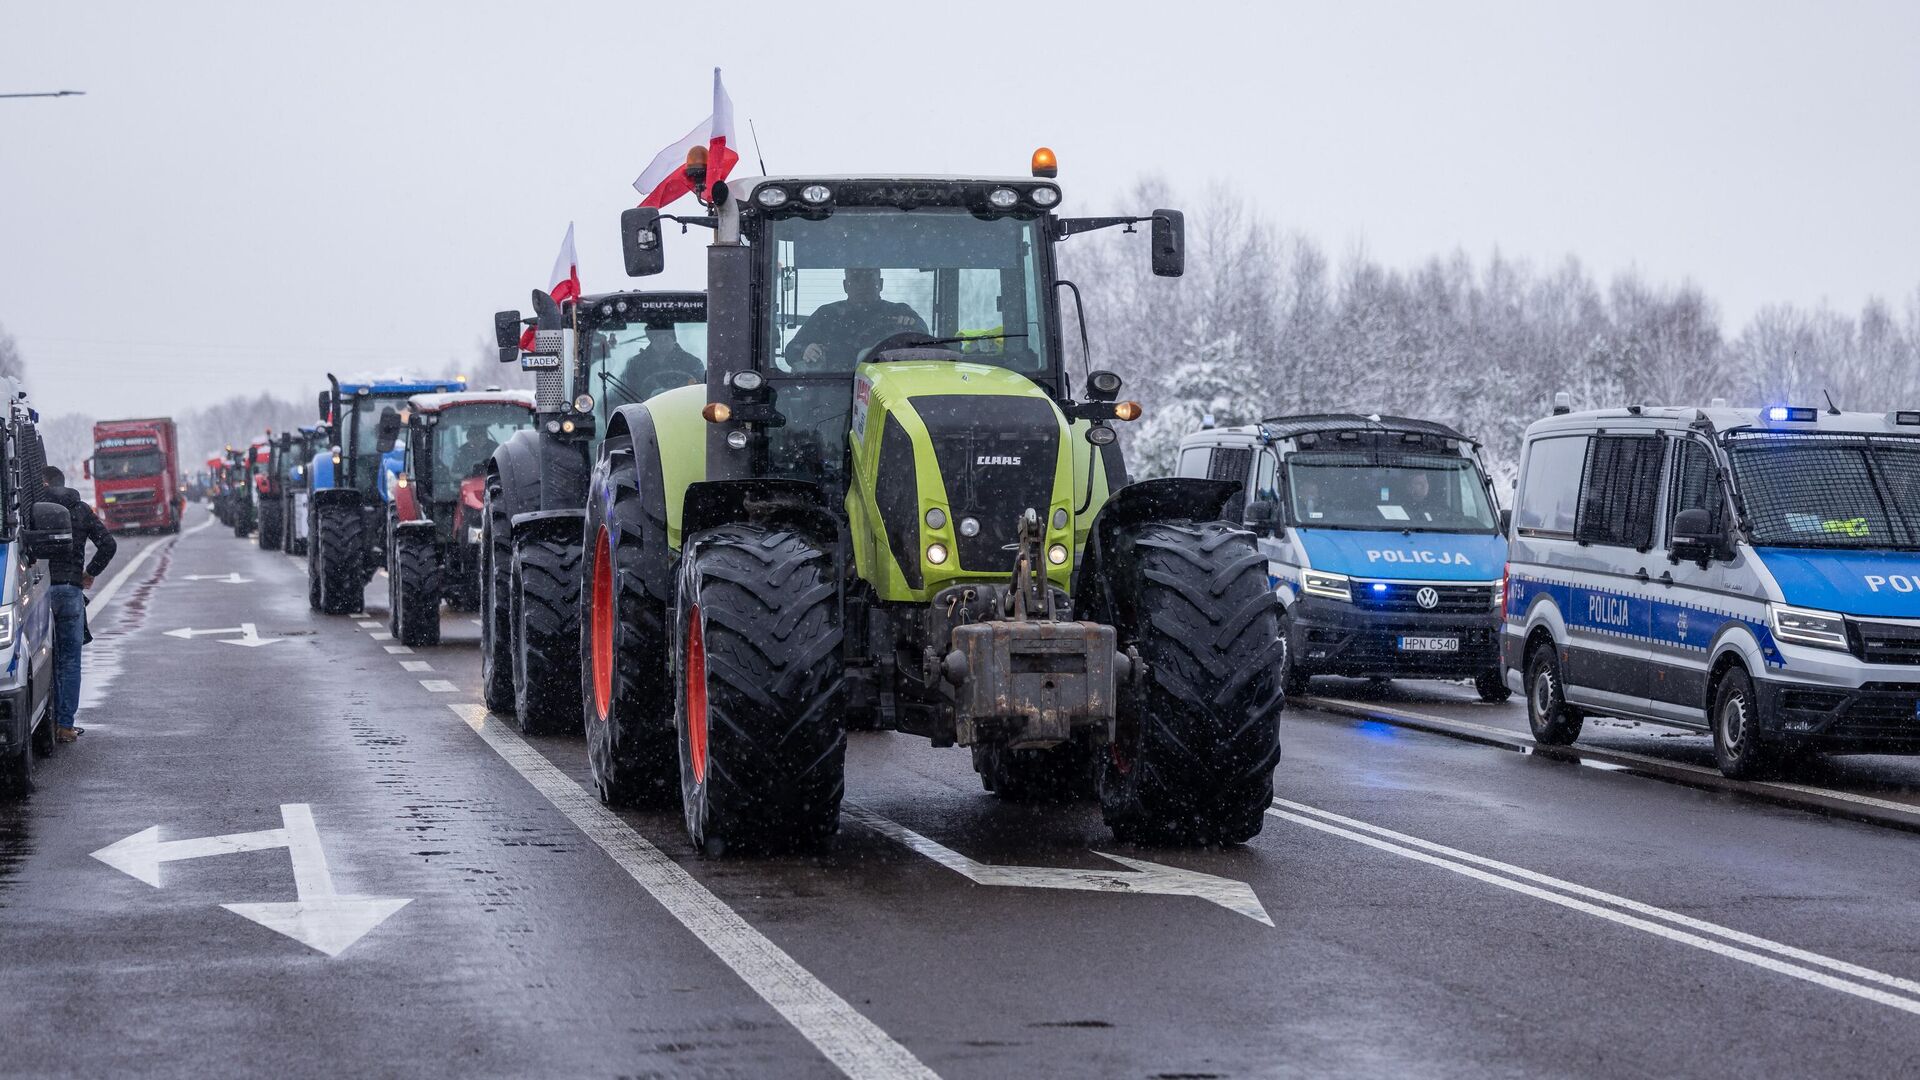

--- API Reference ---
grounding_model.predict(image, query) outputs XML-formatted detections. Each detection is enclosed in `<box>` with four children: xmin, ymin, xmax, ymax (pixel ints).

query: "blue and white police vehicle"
<box><xmin>1176</xmin><ymin>415</ymin><xmax>1509</xmax><ymax>700</ymax></box>
<box><xmin>1506</xmin><ymin>398</ymin><xmax>1920</xmax><ymax>778</ymax></box>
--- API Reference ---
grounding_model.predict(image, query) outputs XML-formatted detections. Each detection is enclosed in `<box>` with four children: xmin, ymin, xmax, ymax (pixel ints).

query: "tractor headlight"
<box><xmin>925</xmin><ymin>507</ymin><xmax>947</xmax><ymax>530</ymax></box>
<box><xmin>988</xmin><ymin>188</ymin><xmax>1019</xmax><ymax>209</ymax></box>
<box><xmin>1052</xmin><ymin>507</ymin><xmax>1068</xmax><ymax>529</ymax></box>
<box><xmin>927</xmin><ymin>543</ymin><xmax>949</xmax><ymax>565</ymax></box>
<box><xmin>1047</xmin><ymin>543</ymin><xmax>1069</xmax><ymax>566</ymax></box>
<box><xmin>1770</xmin><ymin>604</ymin><xmax>1849</xmax><ymax>651</ymax></box>
<box><xmin>755</xmin><ymin>186</ymin><xmax>789</xmax><ymax>208</ymax></box>
<box><xmin>725</xmin><ymin>430</ymin><xmax>749</xmax><ymax>450</ymax></box>
<box><xmin>1301</xmin><ymin>569</ymin><xmax>1353</xmax><ymax>602</ymax></box>
<box><xmin>467</xmin><ymin>526</ymin><xmax>483</xmax><ymax>545</ymax></box>
<box><xmin>573</xmin><ymin>394</ymin><xmax>594</xmax><ymax>412</ymax></box>
<box><xmin>959</xmin><ymin>517</ymin><xmax>980</xmax><ymax>538</ymax></box>
<box><xmin>799</xmin><ymin>184</ymin><xmax>832</xmax><ymax>205</ymax></box>
<box><xmin>0</xmin><ymin>605</ymin><xmax>14</xmax><ymax>651</ymax></box>
<box><xmin>1030</xmin><ymin>186</ymin><xmax>1060</xmax><ymax>208</ymax></box>
<box><xmin>730</xmin><ymin>370</ymin><xmax>765</xmax><ymax>393</ymax></box>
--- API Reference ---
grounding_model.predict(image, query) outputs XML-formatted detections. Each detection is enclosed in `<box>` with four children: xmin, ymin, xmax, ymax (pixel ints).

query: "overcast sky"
<box><xmin>4</xmin><ymin>0</ymin><xmax>1917</xmax><ymax>421</ymax></box>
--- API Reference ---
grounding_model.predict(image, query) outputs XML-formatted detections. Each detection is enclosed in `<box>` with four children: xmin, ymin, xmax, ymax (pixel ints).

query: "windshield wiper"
<box><xmin>912</xmin><ymin>332</ymin><xmax>1030</xmax><ymax>349</ymax></box>
<box><xmin>596</xmin><ymin>369</ymin><xmax>644</xmax><ymax>405</ymax></box>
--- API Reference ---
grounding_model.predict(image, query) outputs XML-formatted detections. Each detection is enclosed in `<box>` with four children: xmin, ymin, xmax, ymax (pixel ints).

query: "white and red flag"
<box><xmin>548</xmin><ymin>222</ymin><xmax>581</xmax><ymax>304</ymax></box>
<box><xmin>633</xmin><ymin>68</ymin><xmax>739</xmax><ymax>208</ymax></box>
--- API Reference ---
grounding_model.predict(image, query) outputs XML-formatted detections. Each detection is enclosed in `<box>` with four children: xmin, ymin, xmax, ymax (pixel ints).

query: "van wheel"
<box><xmin>1524</xmin><ymin>641</ymin><xmax>1583</xmax><ymax>745</ymax></box>
<box><xmin>1474</xmin><ymin>668</ymin><xmax>1512</xmax><ymax>703</ymax></box>
<box><xmin>1712</xmin><ymin>668</ymin><xmax>1778</xmax><ymax>779</ymax></box>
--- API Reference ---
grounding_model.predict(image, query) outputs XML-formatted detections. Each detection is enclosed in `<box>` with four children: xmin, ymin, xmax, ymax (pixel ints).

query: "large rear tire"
<box><xmin>511</xmin><ymin>536</ymin><xmax>583</xmax><ymax>735</ymax></box>
<box><xmin>1096</xmin><ymin>520</ymin><xmax>1285</xmax><ymax>846</ymax></box>
<box><xmin>256</xmin><ymin>498</ymin><xmax>283</xmax><ymax>550</ymax></box>
<box><xmin>306</xmin><ymin>507</ymin><xmax>322</xmax><ymax>610</ymax></box>
<box><xmin>675</xmin><ymin>525</ymin><xmax>846</xmax><ymax>854</ymax></box>
<box><xmin>479</xmin><ymin>485</ymin><xmax>514</xmax><ymax>714</ymax></box>
<box><xmin>314</xmin><ymin>503</ymin><xmax>365</xmax><ymax>615</ymax></box>
<box><xmin>583</xmin><ymin>441</ymin><xmax>679</xmax><ymax>807</ymax></box>
<box><xmin>392</xmin><ymin>529</ymin><xmax>443</xmax><ymax>647</ymax></box>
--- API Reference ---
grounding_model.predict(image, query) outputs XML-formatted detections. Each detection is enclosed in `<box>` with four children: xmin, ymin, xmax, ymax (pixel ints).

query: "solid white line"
<box><xmin>383</xmin><ymin>645</ymin><xmax>413</xmax><ymax>655</ymax></box>
<box><xmin>1304</xmin><ymin>696</ymin><xmax>1920</xmax><ymax>819</ymax></box>
<box><xmin>447</xmin><ymin>704</ymin><xmax>936</xmax><ymax>1080</ymax></box>
<box><xmin>400</xmin><ymin>661</ymin><xmax>433</xmax><ymax>672</ymax></box>
<box><xmin>92</xmin><ymin>518</ymin><xmax>204</xmax><ymax>612</ymax></box>
<box><xmin>1268</xmin><ymin>802</ymin><xmax>1920</xmax><ymax>1015</ymax></box>
<box><xmin>1274</xmin><ymin>797</ymin><xmax>1920</xmax><ymax>997</ymax></box>
<box><xmin>419</xmin><ymin>680</ymin><xmax>458</xmax><ymax>693</ymax></box>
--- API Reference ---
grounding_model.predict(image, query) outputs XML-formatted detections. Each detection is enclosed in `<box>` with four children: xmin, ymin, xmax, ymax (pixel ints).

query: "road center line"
<box><xmin>1267</xmin><ymin>801</ymin><xmax>1920</xmax><ymax>1015</ymax></box>
<box><xmin>445</xmin><ymin>705</ymin><xmax>937</xmax><ymax>1080</ymax></box>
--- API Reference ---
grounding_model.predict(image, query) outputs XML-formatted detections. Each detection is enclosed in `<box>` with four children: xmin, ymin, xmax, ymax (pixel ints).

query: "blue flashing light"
<box><xmin>1765</xmin><ymin>406</ymin><xmax>1818</xmax><ymax>423</ymax></box>
<box><xmin>1766</xmin><ymin>406</ymin><xmax>1788</xmax><ymax>421</ymax></box>
<box><xmin>1371</xmin><ymin>583</ymin><xmax>1389</xmax><ymax>593</ymax></box>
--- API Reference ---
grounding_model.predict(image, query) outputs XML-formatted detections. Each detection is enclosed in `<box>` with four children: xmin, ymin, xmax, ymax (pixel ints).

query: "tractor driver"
<box><xmin>783</xmin><ymin>268</ymin><xmax>927</xmax><ymax>371</ymax></box>
<box><xmin>613</xmin><ymin>326</ymin><xmax>703</xmax><ymax>403</ymax></box>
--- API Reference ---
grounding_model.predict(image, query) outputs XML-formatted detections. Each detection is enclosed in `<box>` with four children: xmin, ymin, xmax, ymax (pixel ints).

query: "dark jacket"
<box><xmin>46</xmin><ymin>486</ymin><xmax>116</xmax><ymax>587</ymax></box>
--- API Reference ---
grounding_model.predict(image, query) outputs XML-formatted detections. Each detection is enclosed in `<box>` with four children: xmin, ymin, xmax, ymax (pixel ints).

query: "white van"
<box><xmin>1506</xmin><ymin>401</ymin><xmax>1920</xmax><ymax>777</ymax></box>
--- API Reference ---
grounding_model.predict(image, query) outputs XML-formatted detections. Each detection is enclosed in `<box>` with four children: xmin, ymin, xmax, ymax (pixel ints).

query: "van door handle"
<box><xmin>1634</xmin><ymin>568</ymin><xmax>1651</xmax><ymax>584</ymax></box>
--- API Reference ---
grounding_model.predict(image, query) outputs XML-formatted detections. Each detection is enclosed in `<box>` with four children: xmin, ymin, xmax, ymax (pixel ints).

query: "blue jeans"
<box><xmin>50</xmin><ymin>584</ymin><xmax>86</xmax><ymax>730</ymax></box>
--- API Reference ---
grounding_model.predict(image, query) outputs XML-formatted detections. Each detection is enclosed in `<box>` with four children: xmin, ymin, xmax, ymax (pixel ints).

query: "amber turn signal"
<box><xmin>1031</xmin><ymin>147</ymin><xmax>1058</xmax><ymax>178</ymax></box>
<box><xmin>701</xmin><ymin>402</ymin><xmax>732</xmax><ymax>423</ymax></box>
<box><xmin>1113</xmin><ymin>401</ymin><xmax>1142</xmax><ymax>421</ymax></box>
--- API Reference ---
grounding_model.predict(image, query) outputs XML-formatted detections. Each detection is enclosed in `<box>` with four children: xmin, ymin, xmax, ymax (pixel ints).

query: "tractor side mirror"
<box><xmin>375</xmin><ymin>408</ymin><xmax>403</xmax><ymax>453</ymax></box>
<box><xmin>621</xmin><ymin>207</ymin><xmax>666</xmax><ymax>277</ymax></box>
<box><xmin>1150</xmin><ymin>209</ymin><xmax>1185</xmax><ymax>278</ymax></box>
<box><xmin>494</xmin><ymin>309</ymin><xmax>522</xmax><ymax>363</ymax></box>
<box><xmin>1670</xmin><ymin>507</ymin><xmax>1724</xmax><ymax>564</ymax></box>
<box><xmin>317</xmin><ymin>391</ymin><xmax>332</xmax><ymax>423</ymax></box>
<box><xmin>21</xmin><ymin>502</ymin><xmax>74</xmax><ymax>561</ymax></box>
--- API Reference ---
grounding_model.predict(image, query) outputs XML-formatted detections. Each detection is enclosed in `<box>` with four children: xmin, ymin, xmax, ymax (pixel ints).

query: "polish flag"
<box><xmin>548</xmin><ymin>222</ymin><xmax>581</xmax><ymax>306</ymax></box>
<box><xmin>633</xmin><ymin>68</ymin><xmax>739</xmax><ymax>209</ymax></box>
<box><xmin>518</xmin><ymin>325</ymin><xmax>536</xmax><ymax>352</ymax></box>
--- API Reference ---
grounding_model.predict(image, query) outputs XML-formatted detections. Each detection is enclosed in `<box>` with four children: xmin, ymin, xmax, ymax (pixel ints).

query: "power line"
<box><xmin>0</xmin><ymin>90</ymin><xmax>85</xmax><ymax>99</ymax></box>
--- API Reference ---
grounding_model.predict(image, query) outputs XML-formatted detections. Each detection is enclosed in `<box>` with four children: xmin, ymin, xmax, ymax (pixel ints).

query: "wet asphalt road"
<box><xmin>4</xmin><ymin>507</ymin><xmax>1920</xmax><ymax>1079</ymax></box>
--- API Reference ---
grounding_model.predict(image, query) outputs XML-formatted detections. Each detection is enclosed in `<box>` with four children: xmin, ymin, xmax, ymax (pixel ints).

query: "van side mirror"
<box><xmin>621</xmin><ymin>207</ymin><xmax>666</xmax><ymax>277</ymax></box>
<box><xmin>1244</xmin><ymin>498</ymin><xmax>1282</xmax><ymax>536</ymax></box>
<box><xmin>82</xmin><ymin>457</ymin><xmax>92</xmax><ymax>480</ymax></box>
<box><xmin>1499</xmin><ymin>508</ymin><xmax>1512</xmax><ymax>536</ymax></box>
<box><xmin>375</xmin><ymin>408</ymin><xmax>403</xmax><ymax>453</ymax></box>
<box><xmin>1670</xmin><ymin>507</ymin><xmax>1723</xmax><ymax>563</ymax></box>
<box><xmin>21</xmin><ymin>502</ymin><xmax>74</xmax><ymax>561</ymax></box>
<box><xmin>1150</xmin><ymin>209</ymin><xmax>1185</xmax><ymax>277</ymax></box>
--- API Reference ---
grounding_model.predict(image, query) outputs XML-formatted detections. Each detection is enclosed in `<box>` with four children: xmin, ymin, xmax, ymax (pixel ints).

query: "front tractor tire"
<box><xmin>313</xmin><ymin>503</ymin><xmax>366</xmax><ymax>615</ymax></box>
<box><xmin>1097</xmin><ymin>520</ymin><xmax>1285</xmax><ymax>845</ymax></box>
<box><xmin>510</xmin><ymin>536</ymin><xmax>583</xmax><ymax>735</ymax></box>
<box><xmin>479</xmin><ymin>487</ymin><xmax>514</xmax><ymax>714</ymax></box>
<box><xmin>675</xmin><ymin>525</ymin><xmax>846</xmax><ymax>854</ymax></box>
<box><xmin>583</xmin><ymin>447</ymin><xmax>678</xmax><ymax>807</ymax></box>
<box><xmin>256</xmin><ymin>498</ymin><xmax>284</xmax><ymax>550</ymax></box>
<box><xmin>390</xmin><ymin>528</ymin><xmax>443</xmax><ymax>647</ymax></box>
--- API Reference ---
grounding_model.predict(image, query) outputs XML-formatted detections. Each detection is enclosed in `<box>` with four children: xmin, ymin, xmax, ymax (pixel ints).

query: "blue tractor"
<box><xmin>308</xmin><ymin>373</ymin><xmax>463</xmax><ymax>614</ymax></box>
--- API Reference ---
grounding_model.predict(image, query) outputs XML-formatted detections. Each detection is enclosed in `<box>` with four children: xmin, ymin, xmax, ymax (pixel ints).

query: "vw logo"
<box><xmin>1415</xmin><ymin>587</ymin><xmax>1440</xmax><ymax>610</ymax></box>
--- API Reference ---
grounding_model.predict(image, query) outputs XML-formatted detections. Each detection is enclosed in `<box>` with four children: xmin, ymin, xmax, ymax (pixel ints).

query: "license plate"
<box><xmin>520</xmin><ymin>354</ymin><xmax>561</xmax><ymax>371</ymax></box>
<box><xmin>1399</xmin><ymin>636</ymin><xmax>1460</xmax><ymax>652</ymax></box>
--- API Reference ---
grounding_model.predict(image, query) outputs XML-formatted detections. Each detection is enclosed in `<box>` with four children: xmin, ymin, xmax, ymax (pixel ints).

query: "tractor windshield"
<box><xmin>583</xmin><ymin>320</ymin><xmax>708</xmax><ymax>426</ymax></box>
<box><xmin>432</xmin><ymin>404</ymin><xmax>531</xmax><ymax>491</ymax></box>
<box><xmin>766</xmin><ymin>209</ymin><xmax>1052</xmax><ymax>377</ymax></box>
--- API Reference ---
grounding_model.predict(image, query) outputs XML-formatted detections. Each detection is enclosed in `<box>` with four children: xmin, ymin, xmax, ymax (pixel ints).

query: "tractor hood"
<box><xmin>848</xmin><ymin>361</ymin><xmax>1076</xmax><ymax>600</ymax></box>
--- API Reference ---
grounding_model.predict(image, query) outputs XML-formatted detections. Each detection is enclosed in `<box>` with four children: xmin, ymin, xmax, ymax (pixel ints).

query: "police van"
<box><xmin>1176</xmin><ymin>415</ymin><xmax>1509</xmax><ymax>700</ymax></box>
<box><xmin>1506</xmin><ymin>399</ymin><xmax>1920</xmax><ymax>778</ymax></box>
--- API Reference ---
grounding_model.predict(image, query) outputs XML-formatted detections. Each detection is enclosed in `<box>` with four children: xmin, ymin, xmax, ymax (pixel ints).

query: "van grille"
<box><xmin>1353</xmin><ymin>581</ymin><xmax>1496</xmax><ymax>614</ymax></box>
<box><xmin>1847</xmin><ymin>619</ymin><xmax>1920</xmax><ymax>665</ymax></box>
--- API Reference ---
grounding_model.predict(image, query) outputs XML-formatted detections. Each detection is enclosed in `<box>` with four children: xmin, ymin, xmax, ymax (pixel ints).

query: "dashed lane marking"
<box><xmin>356</xmin><ymin>621</ymin><xmax>381</xmax><ymax>629</ymax></box>
<box><xmin>400</xmin><ymin>661</ymin><xmax>433</xmax><ymax>672</ymax></box>
<box><xmin>1268</xmin><ymin>798</ymin><xmax>1920</xmax><ymax>1017</ymax></box>
<box><xmin>369</xmin><ymin>631</ymin><xmax>393</xmax><ymax>641</ymax></box>
<box><xmin>382</xmin><ymin>645</ymin><xmax>413</xmax><ymax>655</ymax></box>
<box><xmin>419</xmin><ymin>680</ymin><xmax>458</xmax><ymax>693</ymax></box>
<box><xmin>446</xmin><ymin>704</ymin><xmax>937</xmax><ymax>1080</ymax></box>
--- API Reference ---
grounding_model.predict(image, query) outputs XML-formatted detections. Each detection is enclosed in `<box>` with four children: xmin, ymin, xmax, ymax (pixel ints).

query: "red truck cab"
<box><xmin>88</xmin><ymin>417</ymin><xmax>184</xmax><ymax>533</ymax></box>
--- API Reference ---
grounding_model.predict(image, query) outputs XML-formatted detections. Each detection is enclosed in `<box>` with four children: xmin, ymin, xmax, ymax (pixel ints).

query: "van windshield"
<box><xmin>1726</xmin><ymin>434</ymin><xmax>1920</xmax><ymax>549</ymax></box>
<box><xmin>1286</xmin><ymin>451</ymin><xmax>1498</xmax><ymax>532</ymax></box>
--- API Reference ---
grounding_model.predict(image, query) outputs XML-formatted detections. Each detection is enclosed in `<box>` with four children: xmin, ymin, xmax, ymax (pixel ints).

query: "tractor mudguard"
<box><xmin>491</xmin><ymin>428</ymin><xmax>591</xmax><ymax>519</ymax></box>
<box><xmin>606</xmin><ymin>387</ymin><xmax>706</xmax><ymax>552</ymax></box>
<box><xmin>1074</xmin><ymin>478</ymin><xmax>1242</xmax><ymax>620</ymax></box>
<box><xmin>510</xmin><ymin>508</ymin><xmax>587</xmax><ymax>547</ymax></box>
<box><xmin>310</xmin><ymin>486</ymin><xmax>364</xmax><ymax>513</ymax></box>
<box><xmin>392</xmin><ymin>519</ymin><xmax>437</xmax><ymax>537</ymax></box>
<box><xmin>682</xmin><ymin>478</ymin><xmax>841</xmax><ymax>550</ymax></box>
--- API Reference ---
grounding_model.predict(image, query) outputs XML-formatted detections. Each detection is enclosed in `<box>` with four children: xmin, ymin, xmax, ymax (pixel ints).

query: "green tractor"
<box><xmin>584</xmin><ymin>152</ymin><xmax>1285</xmax><ymax>852</ymax></box>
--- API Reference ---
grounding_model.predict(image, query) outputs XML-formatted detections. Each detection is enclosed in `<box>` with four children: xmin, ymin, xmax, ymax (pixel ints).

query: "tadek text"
<box><xmin>1365</xmin><ymin>549</ymin><xmax>1474</xmax><ymax>566</ymax></box>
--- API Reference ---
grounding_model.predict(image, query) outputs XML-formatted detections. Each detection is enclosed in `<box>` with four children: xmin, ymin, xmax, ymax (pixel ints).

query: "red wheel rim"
<box><xmin>590</xmin><ymin>526</ymin><xmax>614</xmax><ymax>720</ymax></box>
<box><xmin>686</xmin><ymin>605</ymin><xmax>708</xmax><ymax>784</ymax></box>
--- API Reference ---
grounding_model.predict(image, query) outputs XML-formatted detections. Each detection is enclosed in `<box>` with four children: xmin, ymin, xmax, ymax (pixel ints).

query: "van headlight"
<box><xmin>1301</xmin><ymin>570</ymin><xmax>1353</xmax><ymax>602</ymax></box>
<box><xmin>1770</xmin><ymin>604</ymin><xmax>1849</xmax><ymax>651</ymax></box>
<box><xmin>0</xmin><ymin>606</ymin><xmax>14</xmax><ymax>651</ymax></box>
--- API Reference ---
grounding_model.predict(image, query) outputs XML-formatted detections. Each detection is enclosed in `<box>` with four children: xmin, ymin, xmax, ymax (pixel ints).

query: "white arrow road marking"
<box><xmin>161</xmin><ymin>623</ymin><xmax>281</xmax><ymax>647</ymax></box>
<box><xmin>181</xmin><ymin>572</ymin><xmax>250</xmax><ymax>583</ymax></box>
<box><xmin>1268</xmin><ymin>798</ymin><xmax>1920</xmax><ymax>1017</ymax></box>
<box><xmin>843</xmin><ymin>804</ymin><xmax>1272</xmax><ymax>925</ymax></box>
<box><xmin>447</xmin><ymin>704</ymin><xmax>935</xmax><ymax>1080</ymax></box>
<box><xmin>92</xmin><ymin>804</ymin><xmax>409</xmax><ymax>958</ymax></box>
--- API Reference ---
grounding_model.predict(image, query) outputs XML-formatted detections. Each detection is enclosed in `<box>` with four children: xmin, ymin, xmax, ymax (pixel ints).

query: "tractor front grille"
<box><xmin>910</xmin><ymin>395</ymin><xmax>1060</xmax><ymax>573</ymax></box>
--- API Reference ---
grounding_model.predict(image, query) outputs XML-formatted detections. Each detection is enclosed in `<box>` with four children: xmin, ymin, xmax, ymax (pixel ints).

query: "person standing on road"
<box><xmin>43</xmin><ymin>466</ymin><xmax>116</xmax><ymax>744</ymax></box>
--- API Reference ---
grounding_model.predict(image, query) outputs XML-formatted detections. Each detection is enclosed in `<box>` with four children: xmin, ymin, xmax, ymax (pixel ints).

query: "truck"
<box><xmin>1</xmin><ymin>379</ymin><xmax>89</xmax><ymax>795</ymax></box>
<box><xmin>308</xmin><ymin>374</ymin><xmax>465</xmax><ymax>614</ymax></box>
<box><xmin>481</xmin><ymin>290</ymin><xmax>707</xmax><ymax>733</ymax></box>
<box><xmin>584</xmin><ymin>149</ymin><xmax>1284</xmax><ymax>852</ymax></box>
<box><xmin>86</xmin><ymin>417</ymin><xmax>183</xmax><ymax>533</ymax></box>
<box><xmin>381</xmin><ymin>389</ymin><xmax>536</xmax><ymax>645</ymax></box>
